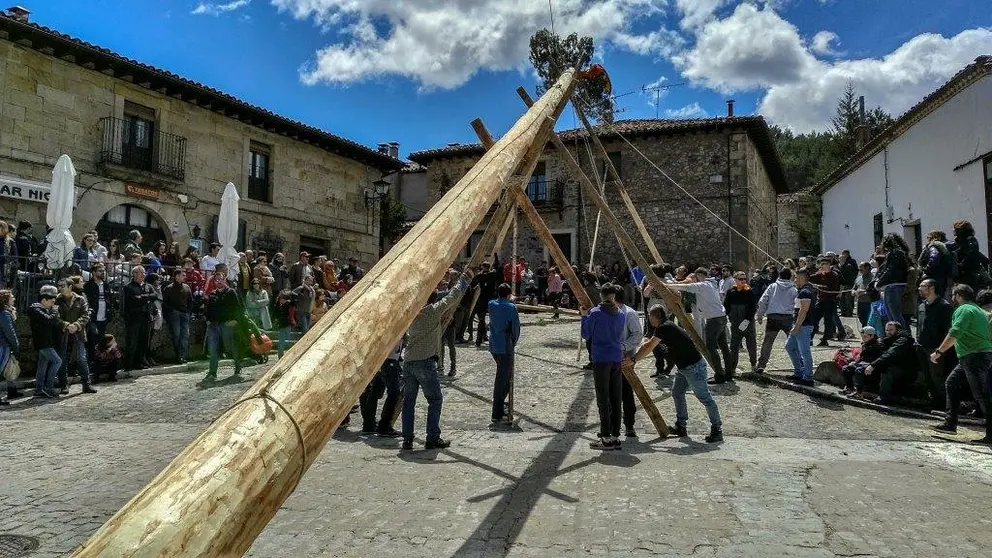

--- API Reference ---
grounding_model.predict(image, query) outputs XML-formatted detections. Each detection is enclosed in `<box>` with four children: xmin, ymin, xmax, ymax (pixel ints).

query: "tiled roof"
<box><xmin>401</xmin><ymin>162</ymin><xmax>427</xmax><ymax>173</ymax></box>
<box><xmin>813</xmin><ymin>55</ymin><xmax>992</xmax><ymax>195</ymax></box>
<box><xmin>409</xmin><ymin>116</ymin><xmax>789</xmax><ymax>193</ymax></box>
<box><xmin>0</xmin><ymin>12</ymin><xmax>404</xmax><ymax>172</ymax></box>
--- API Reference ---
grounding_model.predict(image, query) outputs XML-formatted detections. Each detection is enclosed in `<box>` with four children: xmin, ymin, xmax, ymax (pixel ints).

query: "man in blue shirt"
<box><xmin>581</xmin><ymin>283</ymin><xmax>628</xmax><ymax>450</ymax></box>
<box><xmin>488</xmin><ymin>283</ymin><xmax>521</xmax><ymax>425</ymax></box>
<box><xmin>785</xmin><ymin>268</ymin><xmax>817</xmax><ymax>385</ymax></box>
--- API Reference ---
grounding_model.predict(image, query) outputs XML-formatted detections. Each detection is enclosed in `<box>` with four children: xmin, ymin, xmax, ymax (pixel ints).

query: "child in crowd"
<box><xmin>840</xmin><ymin>326</ymin><xmax>885</xmax><ymax>396</ymax></box>
<box><xmin>92</xmin><ymin>334</ymin><xmax>123</xmax><ymax>383</ymax></box>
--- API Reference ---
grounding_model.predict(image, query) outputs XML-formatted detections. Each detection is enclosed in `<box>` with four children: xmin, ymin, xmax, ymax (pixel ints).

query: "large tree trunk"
<box><xmin>73</xmin><ymin>70</ymin><xmax>580</xmax><ymax>558</ymax></box>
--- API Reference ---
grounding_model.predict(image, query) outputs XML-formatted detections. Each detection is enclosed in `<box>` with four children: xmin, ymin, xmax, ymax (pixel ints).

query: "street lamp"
<box><xmin>364</xmin><ymin>178</ymin><xmax>390</xmax><ymax>209</ymax></box>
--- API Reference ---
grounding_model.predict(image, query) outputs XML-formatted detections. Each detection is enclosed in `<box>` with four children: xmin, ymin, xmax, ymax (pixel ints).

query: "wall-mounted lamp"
<box><xmin>364</xmin><ymin>178</ymin><xmax>390</xmax><ymax>209</ymax></box>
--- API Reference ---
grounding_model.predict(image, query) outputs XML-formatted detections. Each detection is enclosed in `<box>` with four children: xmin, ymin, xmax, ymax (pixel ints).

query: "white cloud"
<box><xmin>192</xmin><ymin>0</ymin><xmax>251</xmax><ymax>16</ymax></box>
<box><xmin>673</xmin><ymin>2</ymin><xmax>992</xmax><ymax>132</ymax></box>
<box><xmin>675</xmin><ymin>0</ymin><xmax>727</xmax><ymax>30</ymax></box>
<box><xmin>810</xmin><ymin>30</ymin><xmax>840</xmax><ymax>56</ymax></box>
<box><xmin>664</xmin><ymin>102</ymin><xmax>708</xmax><ymax>118</ymax></box>
<box><xmin>270</xmin><ymin>0</ymin><xmax>675</xmax><ymax>89</ymax></box>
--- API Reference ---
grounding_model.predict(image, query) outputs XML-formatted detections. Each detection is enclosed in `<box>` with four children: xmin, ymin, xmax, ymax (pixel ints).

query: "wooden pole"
<box><xmin>73</xmin><ymin>69</ymin><xmax>581</xmax><ymax>558</ymax></box>
<box><xmin>518</xmin><ymin>88</ymin><xmax>714</xmax><ymax>375</ymax></box>
<box><xmin>476</xmin><ymin>116</ymin><xmax>668</xmax><ymax>437</ymax></box>
<box><xmin>574</xmin><ymin>104</ymin><xmax>665</xmax><ymax>265</ymax></box>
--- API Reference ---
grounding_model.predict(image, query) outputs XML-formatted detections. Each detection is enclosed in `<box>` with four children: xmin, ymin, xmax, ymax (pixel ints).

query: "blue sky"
<box><xmin>21</xmin><ymin>0</ymin><xmax>992</xmax><ymax>158</ymax></box>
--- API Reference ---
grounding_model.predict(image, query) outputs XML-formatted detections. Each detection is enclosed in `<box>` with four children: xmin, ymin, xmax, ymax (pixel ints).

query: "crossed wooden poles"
<box><xmin>71</xmin><ymin>68</ymin><xmax>715</xmax><ymax>557</ymax></box>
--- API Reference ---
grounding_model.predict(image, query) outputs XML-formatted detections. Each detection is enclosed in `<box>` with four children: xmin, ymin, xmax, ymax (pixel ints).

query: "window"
<box><xmin>873</xmin><ymin>213</ymin><xmax>884</xmax><ymax>248</ymax></box>
<box><xmin>600</xmin><ymin>151</ymin><xmax>622</xmax><ymax>182</ymax></box>
<box><xmin>121</xmin><ymin>101</ymin><xmax>156</xmax><ymax>171</ymax></box>
<box><xmin>248</xmin><ymin>142</ymin><xmax>272</xmax><ymax>202</ymax></box>
<box><xmin>527</xmin><ymin>162</ymin><xmax>548</xmax><ymax>202</ymax></box>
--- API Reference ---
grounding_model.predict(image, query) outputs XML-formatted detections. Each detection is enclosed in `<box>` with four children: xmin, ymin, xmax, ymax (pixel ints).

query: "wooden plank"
<box><xmin>72</xmin><ymin>69</ymin><xmax>581</xmax><ymax>558</ymax></box>
<box><xmin>517</xmin><ymin>88</ymin><xmax>714</xmax><ymax>373</ymax></box>
<box><xmin>574</xmin><ymin>104</ymin><xmax>665</xmax><ymax>265</ymax></box>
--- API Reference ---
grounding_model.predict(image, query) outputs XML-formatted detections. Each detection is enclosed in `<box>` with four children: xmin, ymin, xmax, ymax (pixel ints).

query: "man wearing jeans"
<box><xmin>28</xmin><ymin>285</ymin><xmax>63</xmax><ymax>398</ymax></box>
<box><xmin>785</xmin><ymin>268</ymin><xmax>817</xmax><ymax>386</ymax></box>
<box><xmin>488</xmin><ymin>283</ymin><xmax>520</xmax><ymax>425</ymax></box>
<box><xmin>56</xmin><ymin>277</ymin><xmax>95</xmax><ymax>395</ymax></box>
<box><xmin>931</xmin><ymin>284</ymin><xmax>992</xmax><ymax>443</ymax></box>
<box><xmin>630</xmin><ymin>305</ymin><xmax>723</xmax><ymax>443</ymax></box>
<box><xmin>669</xmin><ymin>268</ymin><xmax>732</xmax><ymax>384</ymax></box>
<box><xmin>162</xmin><ymin>268</ymin><xmax>193</xmax><ymax>363</ymax></box>
<box><xmin>402</xmin><ymin>268</ymin><xmax>473</xmax><ymax>451</ymax></box>
<box><xmin>204</xmin><ymin>274</ymin><xmax>243</xmax><ymax>382</ymax></box>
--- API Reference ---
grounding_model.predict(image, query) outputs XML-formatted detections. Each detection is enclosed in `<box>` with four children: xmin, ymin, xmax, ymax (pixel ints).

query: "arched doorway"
<box><xmin>96</xmin><ymin>203</ymin><xmax>168</xmax><ymax>250</ymax></box>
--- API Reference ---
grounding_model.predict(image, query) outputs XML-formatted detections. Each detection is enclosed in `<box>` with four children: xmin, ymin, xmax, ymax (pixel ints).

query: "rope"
<box><xmin>572</xmin><ymin>97</ymin><xmax>787</xmax><ymax>270</ymax></box>
<box><xmin>213</xmin><ymin>388</ymin><xmax>309</xmax><ymax>493</ymax></box>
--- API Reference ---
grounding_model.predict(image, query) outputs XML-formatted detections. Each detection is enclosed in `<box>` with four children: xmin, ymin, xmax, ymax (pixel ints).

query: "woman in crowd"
<box><xmin>852</xmin><ymin>261</ymin><xmax>875</xmax><ymax>327</ymax></box>
<box><xmin>311</xmin><ymin>289</ymin><xmax>329</xmax><ymax>323</ymax></box>
<box><xmin>72</xmin><ymin>233</ymin><xmax>97</xmax><ymax>273</ymax></box>
<box><xmin>321</xmin><ymin>260</ymin><xmax>338</xmax><ymax>292</ymax></box>
<box><xmin>237</xmin><ymin>253</ymin><xmax>252</xmax><ymax>295</ymax></box>
<box><xmin>245</xmin><ymin>278</ymin><xmax>272</xmax><ymax>330</ymax></box>
<box><xmin>873</xmin><ymin>233</ymin><xmax>911</xmax><ymax>327</ymax></box>
<box><xmin>948</xmin><ymin>220</ymin><xmax>990</xmax><ymax>291</ymax></box>
<box><xmin>253</xmin><ymin>255</ymin><xmax>275</xmax><ymax>297</ymax></box>
<box><xmin>183</xmin><ymin>246</ymin><xmax>200</xmax><ymax>266</ymax></box>
<box><xmin>161</xmin><ymin>242</ymin><xmax>181</xmax><ymax>269</ymax></box>
<box><xmin>0</xmin><ymin>221</ymin><xmax>17</xmax><ymax>289</ymax></box>
<box><xmin>0</xmin><ymin>289</ymin><xmax>19</xmax><ymax>405</ymax></box>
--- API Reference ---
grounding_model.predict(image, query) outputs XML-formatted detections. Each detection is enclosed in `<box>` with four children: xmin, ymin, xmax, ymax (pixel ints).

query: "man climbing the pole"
<box><xmin>402</xmin><ymin>268</ymin><xmax>474</xmax><ymax>451</ymax></box>
<box><xmin>489</xmin><ymin>283</ymin><xmax>520</xmax><ymax>426</ymax></box>
<box><xmin>629</xmin><ymin>305</ymin><xmax>724</xmax><ymax>443</ymax></box>
<box><xmin>581</xmin><ymin>283</ymin><xmax>627</xmax><ymax>450</ymax></box>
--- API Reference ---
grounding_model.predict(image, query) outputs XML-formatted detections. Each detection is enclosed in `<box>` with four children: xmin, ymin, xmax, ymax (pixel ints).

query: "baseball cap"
<box><xmin>39</xmin><ymin>285</ymin><xmax>58</xmax><ymax>299</ymax></box>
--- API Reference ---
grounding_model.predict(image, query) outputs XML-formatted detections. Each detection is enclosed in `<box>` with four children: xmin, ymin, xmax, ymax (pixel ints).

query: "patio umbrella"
<box><xmin>217</xmin><ymin>181</ymin><xmax>241</xmax><ymax>281</ymax></box>
<box><xmin>43</xmin><ymin>154</ymin><xmax>76</xmax><ymax>271</ymax></box>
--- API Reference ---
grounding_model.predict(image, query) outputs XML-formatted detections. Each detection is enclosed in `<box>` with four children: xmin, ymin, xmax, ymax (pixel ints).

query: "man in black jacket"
<box><xmin>864</xmin><ymin>321</ymin><xmax>918</xmax><ymax>404</ymax></box>
<box><xmin>838</xmin><ymin>250</ymin><xmax>859</xmax><ymax>317</ymax></box>
<box><xmin>84</xmin><ymin>263</ymin><xmax>114</xmax><ymax>360</ymax></box>
<box><xmin>916</xmin><ymin>278</ymin><xmax>955</xmax><ymax>410</ymax></box>
<box><xmin>204</xmin><ymin>273</ymin><xmax>244</xmax><ymax>381</ymax></box>
<box><xmin>163</xmin><ymin>268</ymin><xmax>194</xmax><ymax>363</ymax></box>
<box><xmin>15</xmin><ymin>221</ymin><xmax>36</xmax><ymax>272</ymax></box>
<box><xmin>29</xmin><ymin>285</ymin><xmax>64</xmax><ymax>398</ymax></box>
<box><xmin>470</xmin><ymin>252</ymin><xmax>501</xmax><ymax>347</ymax></box>
<box><xmin>724</xmin><ymin>271</ymin><xmax>758</xmax><ymax>377</ymax></box>
<box><xmin>123</xmin><ymin>266</ymin><xmax>157</xmax><ymax>371</ymax></box>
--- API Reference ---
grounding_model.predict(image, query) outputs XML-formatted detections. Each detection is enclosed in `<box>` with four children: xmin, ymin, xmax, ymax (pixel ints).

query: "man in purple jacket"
<box><xmin>581</xmin><ymin>283</ymin><xmax>628</xmax><ymax>450</ymax></box>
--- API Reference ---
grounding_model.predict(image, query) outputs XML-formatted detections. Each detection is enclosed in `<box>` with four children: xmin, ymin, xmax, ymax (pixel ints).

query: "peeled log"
<box><xmin>72</xmin><ymin>69</ymin><xmax>580</xmax><ymax>558</ymax></box>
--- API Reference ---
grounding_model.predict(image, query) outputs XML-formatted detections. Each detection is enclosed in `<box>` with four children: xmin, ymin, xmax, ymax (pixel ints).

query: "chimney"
<box><xmin>726</xmin><ymin>99</ymin><xmax>735</xmax><ymax>117</ymax></box>
<box><xmin>388</xmin><ymin>141</ymin><xmax>399</xmax><ymax>159</ymax></box>
<box><xmin>377</xmin><ymin>143</ymin><xmax>389</xmax><ymax>155</ymax></box>
<box><xmin>6</xmin><ymin>6</ymin><xmax>30</xmax><ymax>21</ymax></box>
<box><xmin>855</xmin><ymin>95</ymin><xmax>871</xmax><ymax>150</ymax></box>
<box><xmin>858</xmin><ymin>96</ymin><xmax>866</xmax><ymax>121</ymax></box>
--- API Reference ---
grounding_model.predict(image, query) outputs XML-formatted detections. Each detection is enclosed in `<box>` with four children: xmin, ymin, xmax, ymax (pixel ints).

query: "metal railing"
<box><xmin>527</xmin><ymin>177</ymin><xmax>565</xmax><ymax>209</ymax></box>
<box><xmin>99</xmin><ymin>117</ymin><xmax>187</xmax><ymax>181</ymax></box>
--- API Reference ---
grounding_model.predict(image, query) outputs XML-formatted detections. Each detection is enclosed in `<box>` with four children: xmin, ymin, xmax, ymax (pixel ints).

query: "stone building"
<box><xmin>0</xmin><ymin>10</ymin><xmax>402</xmax><ymax>266</ymax></box>
<box><xmin>409</xmin><ymin>115</ymin><xmax>787</xmax><ymax>273</ymax></box>
<box><xmin>777</xmin><ymin>188</ymin><xmax>821</xmax><ymax>258</ymax></box>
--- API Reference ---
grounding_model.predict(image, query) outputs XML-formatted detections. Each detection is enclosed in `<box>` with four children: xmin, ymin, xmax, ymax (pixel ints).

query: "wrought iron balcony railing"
<box><xmin>99</xmin><ymin>116</ymin><xmax>187</xmax><ymax>181</ymax></box>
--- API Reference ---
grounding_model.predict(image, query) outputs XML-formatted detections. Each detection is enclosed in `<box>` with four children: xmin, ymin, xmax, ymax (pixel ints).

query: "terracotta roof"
<box><xmin>0</xmin><ymin>12</ymin><xmax>403</xmax><ymax>172</ymax></box>
<box><xmin>409</xmin><ymin>116</ymin><xmax>789</xmax><ymax>193</ymax></box>
<box><xmin>813</xmin><ymin>55</ymin><xmax>992</xmax><ymax>195</ymax></box>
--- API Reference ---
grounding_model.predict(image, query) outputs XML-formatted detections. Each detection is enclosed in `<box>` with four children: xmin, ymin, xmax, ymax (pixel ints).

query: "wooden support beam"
<box><xmin>518</xmin><ymin>89</ymin><xmax>714</xmax><ymax>374</ymax></box>
<box><xmin>73</xmin><ymin>68</ymin><xmax>581</xmax><ymax>558</ymax></box>
<box><xmin>572</xmin><ymin>104</ymin><xmax>665</xmax><ymax>265</ymax></box>
<box><xmin>475</xmin><ymin>117</ymin><xmax>669</xmax><ymax>437</ymax></box>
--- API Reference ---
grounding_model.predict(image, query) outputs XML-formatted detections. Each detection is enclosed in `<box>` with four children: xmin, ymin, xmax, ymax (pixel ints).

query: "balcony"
<box><xmin>525</xmin><ymin>177</ymin><xmax>565</xmax><ymax>210</ymax></box>
<box><xmin>99</xmin><ymin>116</ymin><xmax>187</xmax><ymax>182</ymax></box>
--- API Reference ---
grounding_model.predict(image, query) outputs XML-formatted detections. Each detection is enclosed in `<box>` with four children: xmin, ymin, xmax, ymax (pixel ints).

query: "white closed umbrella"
<box><xmin>44</xmin><ymin>154</ymin><xmax>77</xmax><ymax>271</ymax></box>
<box><xmin>217</xmin><ymin>181</ymin><xmax>241</xmax><ymax>281</ymax></box>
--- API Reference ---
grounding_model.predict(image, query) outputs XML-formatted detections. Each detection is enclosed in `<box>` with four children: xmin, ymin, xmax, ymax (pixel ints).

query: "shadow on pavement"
<box><xmin>657</xmin><ymin>438</ymin><xmax>722</xmax><ymax>456</ymax></box>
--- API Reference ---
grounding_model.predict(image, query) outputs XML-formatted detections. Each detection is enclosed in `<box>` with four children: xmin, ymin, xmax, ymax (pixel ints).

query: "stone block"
<box><xmin>814</xmin><ymin>361</ymin><xmax>844</xmax><ymax>387</ymax></box>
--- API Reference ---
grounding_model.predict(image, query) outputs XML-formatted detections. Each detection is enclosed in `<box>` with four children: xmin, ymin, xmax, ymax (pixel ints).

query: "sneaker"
<box><xmin>582</xmin><ymin>362</ymin><xmax>594</xmax><ymax>370</ymax></box>
<box><xmin>705</xmin><ymin>427</ymin><xmax>724</xmax><ymax>443</ymax></box>
<box><xmin>609</xmin><ymin>437</ymin><xmax>622</xmax><ymax>450</ymax></box>
<box><xmin>625</xmin><ymin>428</ymin><xmax>637</xmax><ymax>438</ymax></box>
<box><xmin>816</xmin><ymin>339</ymin><xmax>830</xmax><ymax>347</ymax></box>
<box><xmin>839</xmin><ymin>387</ymin><xmax>853</xmax><ymax>395</ymax></box>
<box><xmin>425</xmin><ymin>438</ymin><xmax>450</xmax><ymax>450</ymax></box>
<box><xmin>589</xmin><ymin>437</ymin><xmax>614</xmax><ymax>450</ymax></box>
<box><xmin>671</xmin><ymin>425</ymin><xmax>688</xmax><ymax>437</ymax></box>
<box><xmin>932</xmin><ymin>422</ymin><xmax>957</xmax><ymax>434</ymax></box>
<box><xmin>203</xmin><ymin>374</ymin><xmax>217</xmax><ymax>383</ymax></box>
<box><xmin>401</xmin><ymin>439</ymin><xmax>413</xmax><ymax>451</ymax></box>
<box><xmin>707</xmin><ymin>378</ymin><xmax>726</xmax><ymax>385</ymax></box>
<box><xmin>377</xmin><ymin>429</ymin><xmax>401</xmax><ymax>438</ymax></box>
<box><xmin>753</xmin><ymin>367</ymin><xmax>765</xmax><ymax>375</ymax></box>
<box><xmin>795</xmin><ymin>378</ymin><xmax>815</xmax><ymax>387</ymax></box>
<box><xmin>447</xmin><ymin>369</ymin><xmax>457</xmax><ymax>378</ymax></box>
<box><xmin>82</xmin><ymin>386</ymin><xmax>97</xmax><ymax>394</ymax></box>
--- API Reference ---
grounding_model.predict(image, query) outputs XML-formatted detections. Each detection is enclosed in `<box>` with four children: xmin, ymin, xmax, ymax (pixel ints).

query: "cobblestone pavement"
<box><xmin>2</xmin><ymin>315</ymin><xmax>990</xmax><ymax>557</ymax></box>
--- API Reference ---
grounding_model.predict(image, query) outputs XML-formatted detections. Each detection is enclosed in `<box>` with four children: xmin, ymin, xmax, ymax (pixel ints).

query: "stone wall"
<box><xmin>777</xmin><ymin>190</ymin><xmax>821</xmax><ymax>258</ymax></box>
<box><xmin>419</xmin><ymin>130</ymin><xmax>780</xmax><ymax>273</ymax></box>
<box><xmin>0</xmin><ymin>40</ymin><xmax>381</xmax><ymax>267</ymax></box>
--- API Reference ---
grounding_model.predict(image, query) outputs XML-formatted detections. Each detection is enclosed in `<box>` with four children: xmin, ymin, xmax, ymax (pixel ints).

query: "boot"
<box><xmin>705</xmin><ymin>426</ymin><xmax>724</xmax><ymax>443</ymax></box>
<box><xmin>82</xmin><ymin>384</ymin><xmax>97</xmax><ymax>394</ymax></box>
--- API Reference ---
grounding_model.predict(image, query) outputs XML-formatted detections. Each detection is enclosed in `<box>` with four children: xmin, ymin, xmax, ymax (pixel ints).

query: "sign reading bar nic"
<box><xmin>0</xmin><ymin>175</ymin><xmax>51</xmax><ymax>203</ymax></box>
